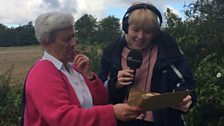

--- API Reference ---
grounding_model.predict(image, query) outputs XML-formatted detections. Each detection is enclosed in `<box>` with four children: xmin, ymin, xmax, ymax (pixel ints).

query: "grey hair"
<box><xmin>34</xmin><ymin>11</ymin><xmax>74</xmax><ymax>45</ymax></box>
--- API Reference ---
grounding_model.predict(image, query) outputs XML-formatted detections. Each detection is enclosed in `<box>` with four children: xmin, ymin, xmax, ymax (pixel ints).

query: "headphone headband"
<box><xmin>122</xmin><ymin>3</ymin><xmax>163</xmax><ymax>33</ymax></box>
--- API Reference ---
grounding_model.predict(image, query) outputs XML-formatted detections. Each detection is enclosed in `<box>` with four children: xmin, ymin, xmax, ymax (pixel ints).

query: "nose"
<box><xmin>137</xmin><ymin>31</ymin><xmax>144</xmax><ymax>39</ymax></box>
<box><xmin>70</xmin><ymin>37</ymin><xmax>78</xmax><ymax>46</ymax></box>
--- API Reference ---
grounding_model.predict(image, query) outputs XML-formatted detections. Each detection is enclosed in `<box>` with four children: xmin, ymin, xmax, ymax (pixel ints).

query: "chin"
<box><xmin>135</xmin><ymin>46</ymin><xmax>145</xmax><ymax>50</ymax></box>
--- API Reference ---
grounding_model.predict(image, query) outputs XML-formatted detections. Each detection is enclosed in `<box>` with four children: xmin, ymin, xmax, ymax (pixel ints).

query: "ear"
<box><xmin>42</xmin><ymin>39</ymin><xmax>51</xmax><ymax>47</ymax></box>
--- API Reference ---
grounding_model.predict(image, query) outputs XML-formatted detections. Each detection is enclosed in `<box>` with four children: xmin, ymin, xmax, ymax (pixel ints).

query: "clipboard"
<box><xmin>127</xmin><ymin>87</ymin><xmax>191</xmax><ymax>111</ymax></box>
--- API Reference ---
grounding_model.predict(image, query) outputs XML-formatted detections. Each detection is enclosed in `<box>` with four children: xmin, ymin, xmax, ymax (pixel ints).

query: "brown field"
<box><xmin>0</xmin><ymin>45</ymin><xmax>42</xmax><ymax>85</ymax></box>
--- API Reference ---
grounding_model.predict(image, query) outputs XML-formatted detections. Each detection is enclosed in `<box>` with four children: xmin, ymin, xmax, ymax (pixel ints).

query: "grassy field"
<box><xmin>0</xmin><ymin>45</ymin><xmax>42</xmax><ymax>85</ymax></box>
<box><xmin>0</xmin><ymin>44</ymin><xmax>104</xmax><ymax>85</ymax></box>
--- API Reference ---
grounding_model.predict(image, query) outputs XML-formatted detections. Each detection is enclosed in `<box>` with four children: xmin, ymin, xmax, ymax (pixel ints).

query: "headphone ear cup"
<box><xmin>122</xmin><ymin>16</ymin><xmax>129</xmax><ymax>34</ymax></box>
<box><xmin>153</xmin><ymin>28</ymin><xmax>159</xmax><ymax>38</ymax></box>
<box><xmin>152</xmin><ymin>28</ymin><xmax>161</xmax><ymax>42</ymax></box>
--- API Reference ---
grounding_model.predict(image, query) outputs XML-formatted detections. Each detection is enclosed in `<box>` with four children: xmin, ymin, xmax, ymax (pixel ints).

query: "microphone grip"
<box><xmin>130</xmin><ymin>69</ymin><xmax>136</xmax><ymax>86</ymax></box>
<box><xmin>126</xmin><ymin>69</ymin><xmax>136</xmax><ymax>99</ymax></box>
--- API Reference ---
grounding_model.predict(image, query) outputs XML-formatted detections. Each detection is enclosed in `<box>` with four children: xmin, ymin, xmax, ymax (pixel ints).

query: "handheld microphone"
<box><xmin>126</xmin><ymin>49</ymin><xmax>143</xmax><ymax>86</ymax></box>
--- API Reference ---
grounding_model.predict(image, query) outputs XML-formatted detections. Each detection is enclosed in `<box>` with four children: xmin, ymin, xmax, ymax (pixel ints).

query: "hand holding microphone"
<box><xmin>116</xmin><ymin>49</ymin><xmax>143</xmax><ymax>88</ymax></box>
<box><xmin>116</xmin><ymin>69</ymin><xmax>134</xmax><ymax>88</ymax></box>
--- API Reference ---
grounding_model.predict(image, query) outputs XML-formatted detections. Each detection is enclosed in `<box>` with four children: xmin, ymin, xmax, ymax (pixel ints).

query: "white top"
<box><xmin>41</xmin><ymin>51</ymin><xmax>93</xmax><ymax>108</ymax></box>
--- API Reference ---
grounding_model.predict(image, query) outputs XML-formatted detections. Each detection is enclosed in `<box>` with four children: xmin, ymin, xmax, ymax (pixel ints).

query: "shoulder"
<box><xmin>27</xmin><ymin>60</ymin><xmax>61</xmax><ymax>83</ymax></box>
<box><xmin>156</xmin><ymin>31</ymin><xmax>178</xmax><ymax>48</ymax></box>
<box><xmin>25</xmin><ymin>60</ymin><xmax>64</xmax><ymax>93</ymax></box>
<box><xmin>30</xmin><ymin>60</ymin><xmax>57</xmax><ymax>74</ymax></box>
<box><xmin>155</xmin><ymin>31</ymin><xmax>182</xmax><ymax>58</ymax></box>
<box><xmin>103</xmin><ymin>35</ymin><xmax>126</xmax><ymax>56</ymax></box>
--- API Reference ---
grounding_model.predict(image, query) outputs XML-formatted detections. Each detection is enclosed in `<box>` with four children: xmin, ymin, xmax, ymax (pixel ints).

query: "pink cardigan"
<box><xmin>24</xmin><ymin>60</ymin><xmax>116</xmax><ymax>126</ymax></box>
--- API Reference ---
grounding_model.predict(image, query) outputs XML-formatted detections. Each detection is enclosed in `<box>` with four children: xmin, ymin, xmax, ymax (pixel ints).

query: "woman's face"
<box><xmin>47</xmin><ymin>27</ymin><xmax>77</xmax><ymax>63</ymax></box>
<box><xmin>127</xmin><ymin>24</ymin><xmax>155</xmax><ymax>50</ymax></box>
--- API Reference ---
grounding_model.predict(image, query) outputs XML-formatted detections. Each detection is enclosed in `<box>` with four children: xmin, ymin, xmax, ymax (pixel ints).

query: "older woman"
<box><xmin>22</xmin><ymin>12</ymin><xmax>142</xmax><ymax>126</ymax></box>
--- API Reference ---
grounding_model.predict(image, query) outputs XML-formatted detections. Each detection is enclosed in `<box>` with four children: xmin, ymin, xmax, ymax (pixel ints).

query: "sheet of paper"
<box><xmin>127</xmin><ymin>87</ymin><xmax>191</xmax><ymax>111</ymax></box>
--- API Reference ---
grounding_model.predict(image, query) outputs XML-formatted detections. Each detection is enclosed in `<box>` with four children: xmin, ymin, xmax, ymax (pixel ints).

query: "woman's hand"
<box><xmin>113</xmin><ymin>103</ymin><xmax>142</xmax><ymax>121</ymax></box>
<box><xmin>171</xmin><ymin>95</ymin><xmax>192</xmax><ymax>112</ymax></box>
<box><xmin>73</xmin><ymin>53</ymin><xmax>94</xmax><ymax>79</ymax></box>
<box><xmin>116</xmin><ymin>69</ymin><xmax>134</xmax><ymax>88</ymax></box>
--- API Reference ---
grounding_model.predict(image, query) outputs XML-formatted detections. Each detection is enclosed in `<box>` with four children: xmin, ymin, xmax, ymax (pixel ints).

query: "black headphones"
<box><xmin>122</xmin><ymin>3</ymin><xmax>163</xmax><ymax>34</ymax></box>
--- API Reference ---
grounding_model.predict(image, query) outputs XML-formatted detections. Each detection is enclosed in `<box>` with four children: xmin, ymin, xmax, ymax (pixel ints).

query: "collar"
<box><xmin>41</xmin><ymin>51</ymin><xmax>63</xmax><ymax>70</ymax></box>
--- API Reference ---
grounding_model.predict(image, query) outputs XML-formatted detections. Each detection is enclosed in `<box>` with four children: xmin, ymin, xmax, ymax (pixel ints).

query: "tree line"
<box><xmin>0</xmin><ymin>14</ymin><xmax>121</xmax><ymax>47</ymax></box>
<box><xmin>0</xmin><ymin>22</ymin><xmax>37</xmax><ymax>46</ymax></box>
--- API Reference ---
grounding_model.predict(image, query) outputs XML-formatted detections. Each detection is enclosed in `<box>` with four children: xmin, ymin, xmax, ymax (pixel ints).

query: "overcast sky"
<box><xmin>0</xmin><ymin>0</ymin><xmax>196</xmax><ymax>27</ymax></box>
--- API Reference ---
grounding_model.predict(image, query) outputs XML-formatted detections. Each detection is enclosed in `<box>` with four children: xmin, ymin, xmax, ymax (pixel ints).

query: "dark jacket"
<box><xmin>98</xmin><ymin>31</ymin><xmax>197</xmax><ymax>126</ymax></box>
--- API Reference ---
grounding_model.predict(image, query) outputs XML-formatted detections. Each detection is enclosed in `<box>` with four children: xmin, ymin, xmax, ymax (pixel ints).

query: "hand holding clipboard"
<box><xmin>127</xmin><ymin>87</ymin><xmax>192</xmax><ymax>111</ymax></box>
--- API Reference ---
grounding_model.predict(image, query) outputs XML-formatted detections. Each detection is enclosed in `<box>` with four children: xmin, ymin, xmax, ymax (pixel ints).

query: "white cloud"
<box><xmin>76</xmin><ymin>0</ymin><xmax>105</xmax><ymax>20</ymax></box>
<box><xmin>0</xmin><ymin>0</ymin><xmax>79</xmax><ymax>25</ymax></box>
<box><xmin>0</xmin><ymin>0</ymin><xmax>196</xmax><ymax>26</ymax></box>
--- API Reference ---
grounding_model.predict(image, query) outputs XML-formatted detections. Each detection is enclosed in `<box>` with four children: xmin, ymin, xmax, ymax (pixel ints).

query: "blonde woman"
<box><xmin>98</xmin><ymin>3</ymin><xmax>196</xmax><ymax>126</ymax></box>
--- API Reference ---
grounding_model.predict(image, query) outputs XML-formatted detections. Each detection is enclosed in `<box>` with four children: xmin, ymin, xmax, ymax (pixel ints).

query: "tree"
<box><xmin>0</xmin><ymin>22</ymin><xmax>37</xmax><ymax>46</ymax></box>
<box><xmin>0</xmin><ymin>23</ymin><xmax>7</xmax><ymax>30</ymax></box>
<box><xmin>183</xmin><ymin>1</ymin><xmax>224</xmax><ymax>125</ymax></box>
<box><xmin>75</xmin><ymin>14</ymin><xmax>98</xmax><ymax>43</ymax></box>
<box><xmin>97</xmin><ymin>16</ymin><xmax>121</xmax><ymax>43</ymax></box>
<box><xmin>164</xmin><ymin>1</ymin><xmax>224</xmax><ymax>125</ymax></box>
<box><xmin>0</xmin><ymin>24</ymin><xmax>9</xmax><ymax>46</ymax></box>
<box><xmin>164</xmin><ymin>0</ymin><xmax>224</xmax><ymax>68</ymax></box>
<box><xmin>15</xmin><ymin>22</ymin><xmax>37</xmax><ymax>46</ymax></box>
<box><xmin>184</xmin><ymin>0</ymin><xmax>224</xmax><ymax>64</ymax></box>
<box><xmin>164</xmin><ymin>8</ymin><xmax>201</xmax><ymax>68</ymax></box>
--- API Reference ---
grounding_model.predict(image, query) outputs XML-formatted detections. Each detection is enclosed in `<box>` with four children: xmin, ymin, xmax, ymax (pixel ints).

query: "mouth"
<box><xmin>73</xmin><ymin>48</ymin><xmax>81</xmax><ymax>56</ymax></box>
<box><xmin>134</xmin><ymin>41</ymin><xmax>144</xmax><ymax>46</ymax></box>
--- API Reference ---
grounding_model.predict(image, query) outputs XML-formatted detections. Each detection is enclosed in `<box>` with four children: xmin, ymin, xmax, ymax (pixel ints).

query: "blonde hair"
<box><xmin>128</xmin><ymin>3</ymin><xmax>160</xmax><ymax>30</ymax></box>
